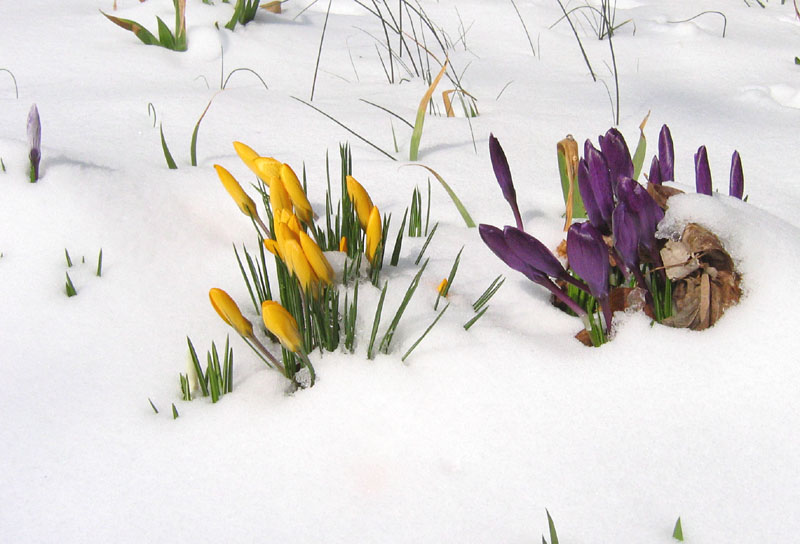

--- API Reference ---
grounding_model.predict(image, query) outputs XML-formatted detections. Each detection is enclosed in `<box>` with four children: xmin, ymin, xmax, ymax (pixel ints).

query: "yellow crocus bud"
<box><xmin>214</xmin><ymin>164</ymin><xmax>258</xmax><ymax>218</ymax></box>
<box><xmin>275</xmin><ymin>222</ymin><xmax>300</xmax><ymax>264</ymax></box>
<box><xmin>233</xmin><ymin>141</ymin><xmax>260</xmax><ymax>175</ymax></box>
<box><xmin>281</xmin><ymin>210</ymin><xmax>303</xmax><ymax>235</ymax></box>
<box><xmin>261</xmin><ymin>301</ymin><xmax>303</xmax><ymax>353</ymax></box>
<box><xmin>209</xmin><ymin>288</ymin><xmax>253</xmax><ymax>338</ymax></box>
<box><xmin>253</xmin><ymin>156</ymin><xmax>282</xmax><ymax>187</ymax></box>
<box><xmin>437</xmin><ymin>278</ymin><xmax>448</xmax><ymax>296</ymax></box>
<box><xmin>263</xmin><ymin>238</ymin><xmax>281</xmax><ymax>258</ymax></box>
<box><xmin>365</xmin><ymin>205</ymin><xmax>382</xmax><ymax>263</ymax></box>
<box><xmin>339</xmin><ymin>236</ymin><xmax>348</xmax><ymax>253</ymax></box>
<box><xmin>299</xmin><ymin>231</ymin><xmax>334</xmax><ymax>285</ymax></box>
<box><xmin>269</xmin><ymin>174</ymin><xmax>293</xmax><ymax>215</ymax></box>
<box><xmin>285</xmin><ymin>239</ymin><xmax>319</xmax><ymax>292</ymax></box>
<box><xmin>346</xmin><ymin>175</ymin><xmax>374</xmax><ymax>230</ymax></box>
<box><xmin>280</xmin><ymin>163</ymin><xmax>314</xmax><ymax>224</ymax></box>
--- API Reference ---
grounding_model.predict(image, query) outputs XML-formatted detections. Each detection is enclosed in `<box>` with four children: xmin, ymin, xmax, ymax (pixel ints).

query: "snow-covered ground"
<box><xmin>2</xmin><ymin>0</ymin><xmax>800</xmax><ymax>541</ymax></box>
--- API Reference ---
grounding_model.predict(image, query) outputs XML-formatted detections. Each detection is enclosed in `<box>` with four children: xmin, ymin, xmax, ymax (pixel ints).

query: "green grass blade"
<box><xmin>148</xmin><ymin>398</ymin><xmax>159</xmax><ymax>414</ymax></box>
<box><xmin>415</xmin><ymin>222</ymin><xmax>438</xmax><ymax>265</ymax></box>
<box><xmin>379</xmin><ymin>258</ymin><xmax>428</xmax><ymax>354</ymax></box>
<box><xmin>632</xmin><ymin>111</ymin><xmax>650</xmax><ymax>180</ymax></box>
<box><xmin>191</xmin><ymin>94</ymin><xmax>218</xmax><ymax>167</ymax></box>
<box><xmin>409</xmin><ymin>60</ymin><xmax>448</xmax><ymax>161</ymax></box>
<box><xmin>100</xmin><ymin>11</ymin><xmax>161</xmax><ymax>46</ymax></box>
<box><xmin>159</xmin><ymin>124</ymin><xmax>178</xmax><ymax>169</ymax></box>
<box><xmin>406</xmin><ymin>164</ymin><xmax>475</xmax><ymax>228</ymax></box>
<box><xmin>367</xmin><ymin>281</ymin><xmax>388</xmax><ymax>360</ymax></box>
<box><xmin>401</xmin><ymin>303</ymin><xmax>449</xmax><ymax>362</ymax></box>
<box><xmin>463</xmin><ymin>306</ymin><xmax>489</xmax><ymax>330</ymax></box>
<box><xmin>64</xmin><ymin>248</ymin><xmax>73</xmax><ymax>268</ymax></box>
<box><xmin>546</xmin><ymin>509</ymin><xmax>559</xmax><ymax>544</ymax></box>
<box><xmin>156</xmin><ymin>16</ymin><xmax>176</xmax><ymax>49</ymax></box>
<box><xmin>65</xmin><ymin>272</ymin><xmax>77</xmax><ymax>297</ymax></box>
<box><xmin>672</xmin><ymin>517</ymin><xmax>683</xmax><ymax>541</ymax></box>
<box><xmin>171</xmin><ymin>403</ymin><xmax>179</xmax><ymax>419</ymax></box>
<box><xmin>95</xmin><ymin>249</ymin><xmax>103</xmax><ymax>277</ymax></box>
<box><xmin>390</xmin><ymin>208</ymin><xmax>408</xmax><ymax>266</ymax></box>
<box><xmin>472</xmin><ymin>275</ymin><xmax>505</xmax><ymax>312</ymax></box>
<box><xmin>187</xmin><ymin>337</ymin><xmax>209</xmax><ymax>397</ymax></box>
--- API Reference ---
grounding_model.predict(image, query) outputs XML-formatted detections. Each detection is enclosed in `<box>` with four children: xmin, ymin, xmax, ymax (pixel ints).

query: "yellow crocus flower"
<box><xmin>261</xmin><ymin>301</ymin><xmax>303</xmax><ymax>353</ymax></box>
<box><xmin>214</xmin><ymin>164</ymin><xmax>258</xmax><ymax>218</ymax></box>
<box><xmin>233</xmin><ymin>141</ymin><xmax>260</xmax><ymax>175</ymax></box>
<box><xmin>299</xmin><ymin>231</ymin><xmax>334</xmax><ymax>285</ymax></box>
<box><xmin>280</xmin><ymin>163</ymin><xmax>314</xmax><ymax>224</ymax></box>
<box><xmin>269</xmin><ymin>174</ymin><xmax>293</xmax><ymax>215</ymax></box>
<box><xmin>285</xmin><ymin>239</ymin><xmax>319</xmax><ymax>292</ymax></box>
<box><xmin>275</xmin><ymin>222</ymin><xmax>300</xmax><ymax>264</ymax></box>
<box><xmin>253</xmin><ymin>156</ymin><xmax>282</xmax><ymax>187</ymax></box>
<box><xmin>365</xmin><ymin>205</ymin><xmax>382</xmax><ymax>263</ymax></box>
<box><xmin>437</xmin><ymin>278</ymin><xmax>448</xmax><ymax>296</ymax></box>
<box><xmin>346</xmin><ymin>175</ymin><xmax>374</xmax><ymax>230</ymax></box>
<box><xmin>209</xmin><ymin>288</ymin><xmax>253</xmax><ymax>338</ymax></box>
<box><xmin>339</xmin><ymin>236</ymin><xmax>348</xmax><ymax>253</ymax></box>
<box><xmin>263</xmin><ymin>238</ymin><xmax>281</xmax><ymax>258</ymax></box>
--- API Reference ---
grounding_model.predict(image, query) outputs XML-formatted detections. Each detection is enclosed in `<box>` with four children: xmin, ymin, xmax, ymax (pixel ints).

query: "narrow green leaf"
<box><xmin>159</xmin><ymin>124</ymin><xmax>178</xmax><ymax>169</ymax></box>
<box><xmin>402</xmin><ymin>303</ymin><xmax>449</xmax><ymax>362</ymax></box>
<box><xmin>64</xmin><ymin>248</ymin><xmax>73</xmax><ymax>268</ymax></box>
<box><xmin>632</xmin><ymin>111</ymin><xmax>650</xmax><ymax>180</ymax></box>
<box><xmin>379</xmin><ymin>259</ymin><xmax>428</xmax><ymax>354</ymax></box>
<box><xmin>171</xmin><ymin>403</ymin><xmax>179</xmax><ymax>419</ymax></box>
<box><xmin>96</xmin><ymin>249</ymin><xmax>103</xmax><ymax>277</ymax></box>
<box><xmin>473</xmin><ymin>275</ymin><xmax>505</xmax><ymax>312</ymax></box>
<box><xmin>406</xmin><ymin>164</ymin><xmax>475</xmax><ymax>228</ymax></box>
<box><xmin>100</xmin><ymin>11</ymin><xmax>161</xmax><ymax>46</ymax></box>
<box><xmin>148</xmin><ymin>398</ymin><xmax>159</xmax><ymax>414</ymax></box>
<box><xmin>390</xmin><ymin>208</ymin><xmax>408</xmax><ymax>266</ymax></box>
<box><xmin>557</xmin><ymin>143</ymin><xmax>586</xmax><ymax>219</ymax></box>
<box><xmin>673</xmin><ymin>517</ymin><xmax>683</xmax><ymax>541</ymax></box>
<box><xmin>415</xmin><ymin>222</ymin><xmax>438</xmax><ymax>265</ymax></box>
<box><xmin>191</xmin><ymin>94</ymin><xmax>218</xmax><ymax>167</ymax></box>
<box><xmin>410</xmin><ymin>60</ymin><xmax>448</xmax><ymax>161</ymax></box>
<box><xmin>367</xmin><ymin>282</ymin><xmax>388</xmax><ymax>360</ymax></box>
<box><xmin>156</xmin><ymin>16</ymin><xmax>176</xmax><ymax>49</ymax></box>
<box><xmin>187</xmin><ymin>337</ymin><xmax>209</xmax><ymax>397</ymax></box>
<box><xmin>65</xmin><ymin>272</ymin><xmax>77</xmax><ymax>297</ymax></box>
<box><xmin>546</xmin><ymin>509</ymin><xmax>559</xmax><ymax>544</ymax></box>
<box><xmin>463</xmin><ymin>306</ymin><xmax>489</xmax><ymax>330</ymax></box>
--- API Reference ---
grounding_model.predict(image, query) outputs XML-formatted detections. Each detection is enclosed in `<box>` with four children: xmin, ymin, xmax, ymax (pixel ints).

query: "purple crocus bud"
<box><xmin>504</xmin><ymin>226</ymin><xmax>569</xmax><ymax>280</ymax></box>
<box><xmin>729</xmin><ymin>150</ymin><xmax>744</xmax><ymax>200</ymax></box>
<box><xmin>694</xmin><ymin>145</ymin><xmax>712</xmax><ymax>196</ymax></box>
<box><xmin>616</xmin><ymin>176</ymin><xmax>664</xmax><ymax>255</ymax></box>
<box><xmin>567</xmin><ymin>221</ymin><xmax>612</xmax><ymax>330</ymax></box>
<box><xmin>648</xmin><ymin>156</ymin><xmax>662</xmax><ymax>185</ymax></box>
<box><xmin>612</xmin><ymin>201</ymin><xmax>639</xmax><ymax>273</ymax></box>
<box><xmin>489</xmin><ymin>134</ymin><xmax>523</xmax><ymax>231</ymax></box>
<box><xmin>578</xmin><ymin>141</ymin><xmax>614</xmax><ymax>233</ymax></box>
<box><xmin>658</xmin><ymin>124</ymin><xmax>674</xmax><ymax>181</ymax></box>
<box><xmin>598</xmin><ymin>127</ymin><xmax>633</xmax><ymax>191</ymax></box>
<box><xmin>27</xmin><ymin>104</ymin><xmax>41</xmax><ymax>183</ymax></box>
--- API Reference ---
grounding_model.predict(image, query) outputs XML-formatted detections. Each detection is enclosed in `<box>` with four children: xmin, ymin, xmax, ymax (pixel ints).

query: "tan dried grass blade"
<box><xmin>263</xmin><ymin>1</ymin><xmax>283</xmax><ymax>13</ymax></box>
<box><xmin>557</xmin><ymin>135</ymin><xmax>579</xmax><ymax>230</ymax></box>
<box><xmin>442</xmin><ymin>90</ymin><xmax>455</xmax><ymax>117</ymax></box>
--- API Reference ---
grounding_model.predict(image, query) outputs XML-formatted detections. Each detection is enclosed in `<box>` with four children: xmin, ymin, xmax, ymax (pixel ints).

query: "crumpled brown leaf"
<box><xmin>661</xmin><ymin>223</ymin><xmax>741</xmax><ymax>330</ymax></box>
<box><xmin>647</xmin><ymin>182</ymin><xmax>684</xmax><ymax>210</ymax></box>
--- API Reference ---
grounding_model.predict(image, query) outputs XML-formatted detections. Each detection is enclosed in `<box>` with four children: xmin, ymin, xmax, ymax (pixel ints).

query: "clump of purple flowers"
<box><xmin>481</xmin><ymin>125</ymin><xmax>745</xmax><ymax>345</ymax></box>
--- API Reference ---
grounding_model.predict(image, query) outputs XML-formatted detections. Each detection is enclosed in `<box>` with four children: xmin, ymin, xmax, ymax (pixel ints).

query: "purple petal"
<box><xmin>503</xmin><ymin>226</ymin><xmax>567</xmax><ymax>280</ymax></box>
<box><xmin>479</xmin><ymin>224</ymin><xmax>545</xmax><ymax>284</ymax></box>
<box><xmin>581</xmin><ymin>141</ymin><xmax>614</xmax><ymax>232</ymax></box>
<box><xmin>648</xmin><ymin>155</ymin><xmax>662</xmax><ymax>185</ymax></box>
<box><xmin>615</xmin><ymin>177</ymin><xmax>664</xmax><ymax>255</ymax></box>
<box><xmin>489</xmin><ymin>134</ymin><xmax>523</xmax><ymax>230</ymax></box>
<box><xmin>729</xmin><ymin>150</ymin><xmax>744</xmax><ymax>200</ymax></box>
<box><xmin>612</xmin><ymin>201</ymin><xmax>639</xmax><ymax>272</ymax></box>
<box><xmin>694</xmin><ymin>145</ymin><xmax>712</xmax><ymax>196</ymax></box>
<box><xmin>566</xmin><ymin>222</ymin><xmax>610</xmax><ymax>301</ymax></box>
<box><xmin>598</xmin><ymin>128</ymin><xmax>633</xmax><ymax>191</ymax></box>
<box><xmin>657</xmin><ymin>124</ymin><xmax>674</xmax><ymax>181</ymax></box>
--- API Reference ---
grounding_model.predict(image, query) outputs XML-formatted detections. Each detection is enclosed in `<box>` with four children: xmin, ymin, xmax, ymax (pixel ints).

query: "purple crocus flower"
<box><xmin>648</xmin><ymin>155</ymin><xmax>662</xmax><ymax>185</ymax></box>
<box><xmin>489</xmin><ymin>134</ymin><xmax>523</xmax><ymax>231</ymax></box>
<box><xmin>729</xmin><ymin>150</ymin><xmax>744</xmax><ymax>200</ymax></box>
<box><xmin>578</xmin><ymin>141</ymin><xmax>614</xmax><ymax>233</ymax></box>
<box><xmin>567</xmin><ymin>221</ymin><xmax>612</xmax><ymax>331</ymax></box>
<box><xmin>479</xmin><ymin>223</ymin><xmax>588</xmax><ymax>317</ymax></box>
<box><xmin>504</xmin><ymin>226</ymin><xmax>588</xmax><ymax>292</ymax></box>
<box><xmin>694</xmin><ymin>145</ymin><xmax>712</xmax><ymax>196</ymax></box>
<box><xmin>612</xmin><ymin>201</ymin><xmax>639</xmax><ymax>273</ymax></box>
<box><xmin>658</xmin><ymin>124</ymin><xmax>674</xmax><ymax>181</ymax></box>
<box><xmin>27</xmin><ymin>104</ymin><xmax>41</xmax><ymax>183</ymax></box>
<box><xmin>598</xmin><ymin>127</ymin><xmax>633</xmax><ymax>191</ymax></box>
<box><xmin>615</xmin><ymin>177</ymin><xmax>665</xmax><ymax>275</ymax></box>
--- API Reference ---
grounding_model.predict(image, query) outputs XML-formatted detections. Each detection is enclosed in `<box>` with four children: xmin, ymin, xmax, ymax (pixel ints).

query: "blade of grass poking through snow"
<box><xmin>415</xmin><ymin>221</ymin><xmax>438</xmax><ymax>265</ymax></box>
<box><xmin>402</xmin><ymin>302</ymin><xmax>449</xmax><ymax>362</ymax></box>
<box><xmin>390</xmin><ymin>208</ymin><xmax>408</xmax><ymax>266</ymax></box>
<box><xmin>0</xmin><ymin>68</ymin><xmax>19</xmax><ymax>99</ymax></box>
<box><xmin>96</xmin><ymin>249</ymin><xmax>103</xmax><ymax>277</ymax></box>
<box><xmin>65</xmin><ymin>272</ymin><xmax>77</xmax><ymax>297</ymax></box>
<box><xmin>171</xmin><ymin>403</ymin><xmax>179</xmax><ymax>419</ymax></box>
<box><xmin>64</xmin><ymin>248</ymin><xmax>73</xmax><ymax>267</ymax></box>
<box><xmin>435</xmin><ymin>246</ymin><xmax>462</xmax><ymax>310</ymax></box>
<box><xmin>309</xmin><ymin>0</ymin><xmax>333</xmax><ymax>101</ymax></box>
<box><xmin>101</xmin><ymin>11</ymin><xmax>160</xmax><ymax>46</ymax></box>
<box><xmin>233</xmin><ymin>244</ymin><xmax>259</xmax><ymax>313</ymax></box>
<box><xmin>190</xmin><ymin>92</ymin><xmax>221</xmax><ymax>166</ymax></box>
<box><xmin>508</xmin><ymin>0</ymin><xmax>537</xmax><ymax>57</ymax></box>
<box><xmin>367</xmin><ymin>281</ymin><xmax>388</xmax><ymax>359</ymax></box>
<box><xmin>159</xmin><ymin>124</ymin><xmax>177</xmax><ymax>169</ymax></box>
<box><xmin>409</xmin><ymin>59</ymin><xmax>449</xmax><ymax>161</ymax></box>
<box><xmin>291</xmin><ymin>97</ymin><xmax>396</xmax><ymax>161</ymax></box>
<box><xmin>148</xmin><ymin>398</ymin><xmax>159</xmax><ymax>414</ymax></box>
<box><xmin>463</xmin><ymin>306</ymin><xmax>489</xmax><ymax>330</ymax></box>
<box><xmin>405</xmin><ymin>164</ymin><xmax>475</xmax><ymax>227</ymax></box>
<box><xmin>545</xmin><ymin>509</ymin><xmax>559</xmax><ymax>544</ymax></box>
<box><xmin>473</xmin><ymin>275</ymin><xmax>505</xmax><ymax>312</ymax></box>
<box><xmin>632</xmin><ymin>110</ymin><xmax>650</xmax><ymax>180</ymax></box>
<box><xmin>187</xmin><ymin>337</ymin><xmax>209</xmax><ymax>397</ymax></box>
<box><xmin>379</xmin><ymin>258</ymin><xmax>429</xmax><ymax>354</ymax></box>
<box><xmin>344</xmin><ymin>280</ymin><xmax>359</xmax><ymax>352</ymax></box>
<box><xmin>672</xmin><ymin>517</ymin><xmax>683</xmax><ymax>541</ymax></box>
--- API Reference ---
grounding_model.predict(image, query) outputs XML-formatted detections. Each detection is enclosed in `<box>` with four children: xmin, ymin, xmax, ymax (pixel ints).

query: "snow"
<box><xmin>2</xmin><ymin>0</ymin><xmax>800</xmax><ymax>542</ymax></box>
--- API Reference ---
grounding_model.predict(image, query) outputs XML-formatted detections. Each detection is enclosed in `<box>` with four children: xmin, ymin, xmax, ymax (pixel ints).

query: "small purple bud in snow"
<box><xmin>598</xmin><ymin>127</ymin><xmax>633</xmax><ymax>191</ymax></box>
<box><xmin>648</xmin><ymin>155</ymin><xmax>662</xmax><ymax>185</ymax></box>
<box><xmin>578</xmin><ymin>141</ymin><xmax>614</xmax><ymax>233</ymax></box>
<box><xmin>694</xmin><ymin>145</ymin><xmax>712</xmax><ymax>196</ymax></box>
<box><xmin>567</xmin><ymin>222</ymin><xmax>610</xmax><ymax>302</ymax></box>
<box><xmin>729</xmin><ymin>150</ymin><xmax>744</xmax><ymax>200</ymax></box>
<box><xmin>27</xmin><ymin>104</ymin><xmax>41</xmax><ymax>183</ymax></box>
<box><xmin>612</xmin><ymin>201</ymin><xmax>640</xmax><ymax>273</ymax></box>
<box><xmin>489</xmin><ymin>134</ymin><xmax>523</xmax><ymax>231</ymax></box>
<box><xmin>657</xmin><ymin>124</ymin><xmax>674</xmax><ymax>181</ymax></box>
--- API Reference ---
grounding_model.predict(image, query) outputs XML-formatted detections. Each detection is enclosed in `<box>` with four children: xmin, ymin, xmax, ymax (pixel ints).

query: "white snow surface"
<box><xmin>2</xmin><ymin>1</ymin><xmax>800</xmax><ymax>542</ymax></box>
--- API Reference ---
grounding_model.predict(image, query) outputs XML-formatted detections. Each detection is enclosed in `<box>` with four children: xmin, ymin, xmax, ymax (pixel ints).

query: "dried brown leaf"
<box><xmin>263</xmin><ymin>1</ymin><xmax>282</xmax><ymax>13</ymax></box>
<box><xmin>647</xmin><ymin>182</ymin><xmax>683</xmax><ymax>210</ymax></box>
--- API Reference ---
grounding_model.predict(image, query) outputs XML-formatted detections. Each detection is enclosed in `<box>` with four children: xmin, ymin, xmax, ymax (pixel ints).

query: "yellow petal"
<box><xmin>233</xmin><ymin>141</ymin><xmax>260</xmax><ymax>174</ymax></box>
<box><xmin>286</xmin><ymin>239</ymin><xmax>319</xmax><ymax>292</ymax></box>
<box><xmin>269</xmin><ymin>174</ymin><xmax>293</xmax><ymax>215</ymax></box>
<box><xmin>214</xmin><ymin>164</ymin><xmax>258</xmax><ymax>218</ymax></box>
<box><xmin>346</xmin><ymin>175</ymin><xmax>374</xmax><ymax>230</ymax></box>
<box><xmin>299</xmin><ymin>231</ymin><xmax>334</xmax><ymax>285</ymax></box>
<box><xmin>437</xmin><ymin>278</ymin><xmax>448</xmax><ymax>296</ymax></box>
<box><xmin>253</xmin><ymin>156</ymin><xmax>282</xmax><ymax>187</ymax></box>
<box><xmin>261</xmin><ymin>301</ymin><xmax>303</xmax><ymax>353</ymax></box>
<box><xmin>209</xmin><ymin>288</ymin><xmax>253</xmax><ymax>338</ymax></box>
<box><xmin>280</xmin><ymin>163</ymin><xmax>314</xmax><ymax>224</ymax></box>
<box><xmin>263</xmin><ymin>238</ymin><xmax>281</xmax><ymax>258</ymax></box>
<box><xmin>365</xmin><ymin>205</ymin><xmax>382</xmax><ymax>263</ymax></box>
<box><xmin>339</xmin><ymin>236</ymin><xmax>348</xmax><ymax>253</ymax></box>
<box><xmin>275</xmin><ymin>222</ymin><xmax>300</xmax><ymax>265</ymax></box>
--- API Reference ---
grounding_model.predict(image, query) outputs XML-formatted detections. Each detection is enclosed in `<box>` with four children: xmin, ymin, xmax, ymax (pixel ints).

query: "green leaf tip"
<box><xmin>673</xmin><ymin>517</ymin><xmax>683</xmax><ymax>541</ymax></box>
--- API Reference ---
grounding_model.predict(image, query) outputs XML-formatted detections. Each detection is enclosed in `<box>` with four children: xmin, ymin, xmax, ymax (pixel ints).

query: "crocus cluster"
<box><xmin>481</xmin><ymin>128</ymin><xmax>671</xmax><ymax>340</ymax></box>
<box><xmin>346</xmin><ymin>175</ymin><xmax>383</xmax><ymax>265</ymax></box>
